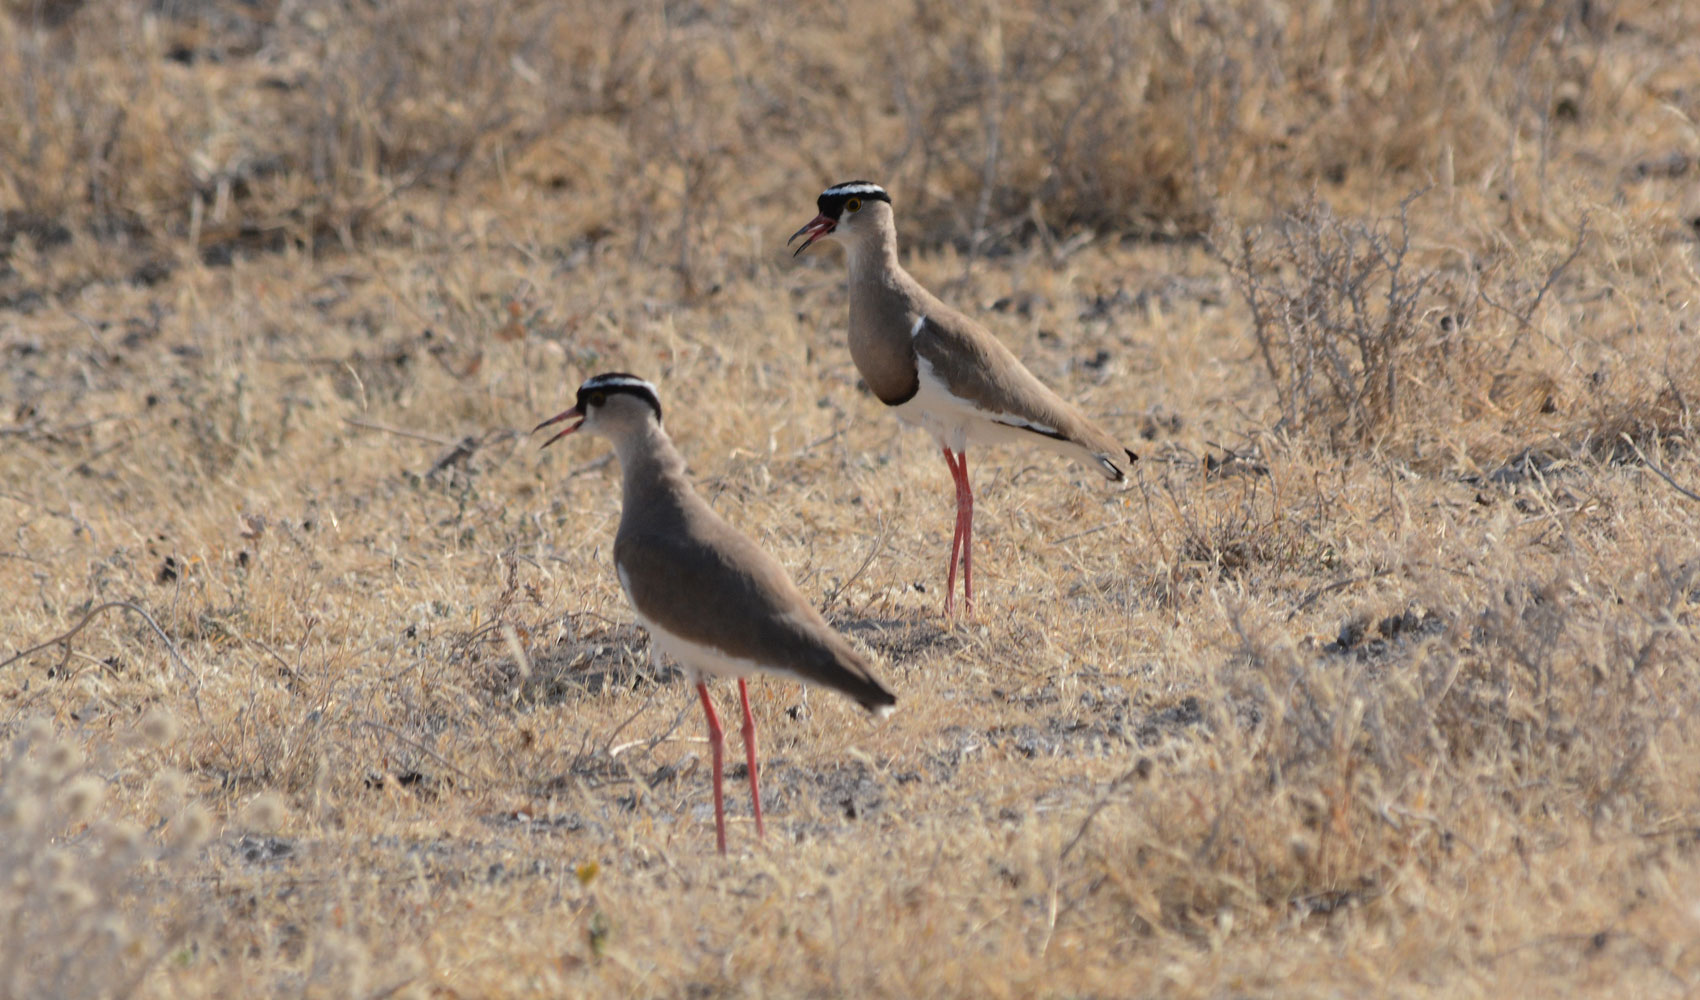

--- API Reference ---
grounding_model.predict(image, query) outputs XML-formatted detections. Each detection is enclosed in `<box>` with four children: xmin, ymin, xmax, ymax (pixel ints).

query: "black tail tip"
<box><xmin>1126</xmin><ymin>448</ymin><xmax>1140</xmax><ymax>463</ymax></box>
<box><xmin>862</xmin><ymin>688</ymin><xmax>898</xmax><ymax>717</ymax></box>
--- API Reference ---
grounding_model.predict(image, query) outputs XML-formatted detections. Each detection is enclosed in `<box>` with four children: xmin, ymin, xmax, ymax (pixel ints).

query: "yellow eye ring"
<box><xmin>588</xmin><ymin>391</ymin><xmax>607</xmax><ymax>407</ymax></box>
<box><xmin>845</xmin><ymin>197</ymin><xmax>862</xmax><ymax>213</ymax></box>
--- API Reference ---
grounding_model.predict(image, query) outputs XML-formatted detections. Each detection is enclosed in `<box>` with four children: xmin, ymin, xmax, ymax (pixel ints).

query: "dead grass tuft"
<box><xmin>0</xmin><ymin>720</ymin><xmax>206</xmax><ymax>998</ymax></box>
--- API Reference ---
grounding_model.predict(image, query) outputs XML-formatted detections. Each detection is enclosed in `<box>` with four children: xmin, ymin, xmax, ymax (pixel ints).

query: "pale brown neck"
<box><xmin>844</xmin><ymin>213</ymin><xmax>903</xmax><ymax>286</ymax></box>
<box><xmin>841</xmin><ymin>209</ymin><xmax>931</xmax><ymax>404</ymax></box>
<box><xmin>609</xmin><ymin>422</ymin><xmax>692</xmax><ymax>523</ymax></box>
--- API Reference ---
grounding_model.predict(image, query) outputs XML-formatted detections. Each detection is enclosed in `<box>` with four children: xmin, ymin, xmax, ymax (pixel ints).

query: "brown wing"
<box><xmin>913</xmin><ymin>308</ymin><xmax>1135</xmax><ymax>471</ymax></box>
<box><xmin>614</xmin><ymin>514</ymin><xmax>895</xmax><ymax>712</ymax></box>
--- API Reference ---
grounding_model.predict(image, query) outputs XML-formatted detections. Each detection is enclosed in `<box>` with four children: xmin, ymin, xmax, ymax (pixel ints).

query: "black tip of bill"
<box><xmin>789</xmin><ymin>224</ymin><xmax>813</xmax><ymax>258</ymax></box>
<box><xmin>533</xmin><ymin>408</ymin><xmax>583</xmax><ymax>449</ymax></box>
<box><xmin>789</xmin><ymin>216</ymin><xmax>834</xmax><ymax>257</ymax></box>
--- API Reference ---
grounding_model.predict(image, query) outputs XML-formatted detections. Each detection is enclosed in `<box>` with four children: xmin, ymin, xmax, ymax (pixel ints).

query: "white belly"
<box><xmin>650</xmin><ymin>619</ymin><xmax>767</xmax><ymax>683</ymax></box>
<box><xmin>891</xmin><ymin>355</ymin><xmax>1065</xmax><ymax>454</ymax></box>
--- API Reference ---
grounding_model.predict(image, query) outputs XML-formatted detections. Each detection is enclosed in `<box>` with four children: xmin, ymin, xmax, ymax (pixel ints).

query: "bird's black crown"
<box><xmin>577</xmin><ymin>373</ymin><xmax>662</xmax><ymax>422</ymax></box>
<box><xmin>817</xmin><ymin>181</ymin><xmax>890</xmax><ymax>219</ymax></box>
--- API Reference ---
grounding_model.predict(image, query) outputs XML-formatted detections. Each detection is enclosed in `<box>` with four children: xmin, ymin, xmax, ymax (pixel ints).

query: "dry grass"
<box><xmin>3</xmin><ymin>0</ymin><xmax>1700</xmax><ymax>996</ymax></box>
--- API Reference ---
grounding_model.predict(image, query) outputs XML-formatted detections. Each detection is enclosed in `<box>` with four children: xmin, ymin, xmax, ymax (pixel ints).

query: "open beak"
<box><xmin>533</xmin><ymin>406</ymin><xmax>584</xmax><ymax>449</ymax></box>
<box><xmin>788</xmin><ymin>213</ymin><xmax>836</xmax><ymax>257</ymax></box>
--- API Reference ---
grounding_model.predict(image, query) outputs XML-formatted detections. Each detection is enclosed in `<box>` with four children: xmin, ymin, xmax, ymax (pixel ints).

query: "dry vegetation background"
<box><xmin>3</xmin><ymin>0</ymin><xmax>1700</xmax><ymax>995</ymax></box>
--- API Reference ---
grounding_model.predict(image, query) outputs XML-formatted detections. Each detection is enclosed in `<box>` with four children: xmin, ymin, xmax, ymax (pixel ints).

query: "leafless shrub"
<box><xmin>1086</xmin><ymin>553</ymin><xmax>1700</xmax><ymax>938</ymax></box>
<box><xmin>1217</xmin><ymin>193</ymin><xmax>1456</xmax><ymax>450</ymax></box>
<box><xmin>1430</xmin><ymin>561</ymin><xmax>1700</xmax><ymax>802</ymax></box>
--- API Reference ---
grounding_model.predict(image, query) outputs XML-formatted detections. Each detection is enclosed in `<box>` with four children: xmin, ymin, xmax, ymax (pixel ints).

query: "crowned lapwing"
<box><xmin>535</xmin><ymin>373</ymin><xmax>896</xmax><ymax>854</ymax></box>
<box><xmin>791</xmin><ymin>181</ymin><xmax>1138</xmax><ymax>614</ymax></box>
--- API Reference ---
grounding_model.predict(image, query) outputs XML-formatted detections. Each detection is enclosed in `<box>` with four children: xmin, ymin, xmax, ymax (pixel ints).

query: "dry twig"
<box><xmin>1</xmin><ymin>600</ymin><xmax>200</xmax><ymax>688</ymax></box>
<box><xmin>1622</xmin><ymin>434</ymin><xmax>1700</xmax><ymax>504</ymax></box>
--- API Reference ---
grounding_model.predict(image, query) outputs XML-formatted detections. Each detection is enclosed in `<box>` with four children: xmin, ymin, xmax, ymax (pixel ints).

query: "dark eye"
<box><xmin>588</xmin><ymin>391</ymin><xmax>607</xmax><ymax>407</ymax></box>
<box><xmin>845</xmin><ymin>197</ymin><xmax>861</xmax><ymax>213</ymax></box>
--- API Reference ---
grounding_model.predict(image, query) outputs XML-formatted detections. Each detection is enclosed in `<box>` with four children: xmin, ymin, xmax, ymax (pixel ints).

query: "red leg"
<box><xmin>696</xmin><ymin>681</ymin><xmax>727</xmax><ymax>855</ymax></box>
<box><xmin>957</xmin><ymin>450</ymin><xmax>974</xmax><ymax>613</ymax></box>
<box><xmin>941</xmin><ymin>448</ymin><xmax>966</xmax><ymax>615</ymax></box>
<box><xmin>737</xmin><ymin>678</ymin><xmax>765</xmax><ymax>840</ymax></box>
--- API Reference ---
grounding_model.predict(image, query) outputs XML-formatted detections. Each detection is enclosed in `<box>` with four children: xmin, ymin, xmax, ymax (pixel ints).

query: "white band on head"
<box><xmin>822</xmin><ymin>182</ymin><xmax>887</xmax><ymax>198</ymax></box>
<box><xmin>582</xmin><ymin>374</ymin><xmax>658</xmax><ymax>395</ymax></box>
